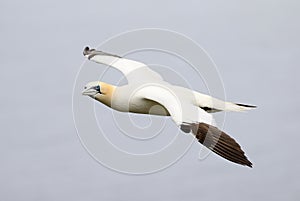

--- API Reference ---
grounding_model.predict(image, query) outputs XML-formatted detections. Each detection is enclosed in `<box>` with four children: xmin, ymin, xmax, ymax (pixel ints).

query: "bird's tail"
<box><xmin>194</xmin><ymin>92</ymin><xmax>256</xmax><ymax>113</ymax></box>
<box><xmin>226</xmin><ymin>102</ymin><xmax>256</xmax><ymax>112</ymax></box>
<box><xmin>190</xmin><ymin>122</ymin><xmax>253</xmax><ymax>167</ymax></box>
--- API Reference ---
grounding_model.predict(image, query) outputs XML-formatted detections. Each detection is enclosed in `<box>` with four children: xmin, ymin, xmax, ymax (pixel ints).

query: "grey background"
<box><xmin>1</xmin><ymin>0</ymin><xmax>299</xmax><ymax>200</ymax></box>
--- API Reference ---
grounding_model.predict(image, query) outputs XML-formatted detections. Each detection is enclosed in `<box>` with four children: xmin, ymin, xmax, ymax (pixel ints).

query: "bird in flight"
<box><xmin>82</xmin><ymin>46</ymin><xmax>256</xmax><ymax>168</ymax></box>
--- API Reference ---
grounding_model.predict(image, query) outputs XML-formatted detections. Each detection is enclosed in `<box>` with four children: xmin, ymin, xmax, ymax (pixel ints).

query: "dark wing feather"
<box><xmin>190</xmin><ymin>123</ymin><xmax>252</xmax><ymax>167</ymax></box>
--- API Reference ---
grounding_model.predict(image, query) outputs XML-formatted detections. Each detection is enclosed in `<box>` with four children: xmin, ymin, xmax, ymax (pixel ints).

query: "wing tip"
<box><xmin>246</xmin><ymin>161</ymin><xmax>253</xmax><ymax>168</ymax></box>
<box><xmin>83</xmin><ymin>46</ymin><xmax>89</xmax><ymax>56</ymax></box>
<box><xmin>83</xmin><ymin>46</ymin><xmax>122</xmax><ymax>59</ymax></box>
<box><xmin>83</xmin><ymin>46</ymin><xmax>96</xmax><ymax>57</ymax></box>
<box><xmin>193</xmin><ymin>122</ymin><xmax>253</xmax><ymax>168</ymax></box>
<box><xmin>241</xmin><ymin>156</ymin><xmax>253</xmax><ymax>168</ymax></box>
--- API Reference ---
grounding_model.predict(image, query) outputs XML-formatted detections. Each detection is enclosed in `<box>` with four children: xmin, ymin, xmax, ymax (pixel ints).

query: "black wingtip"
<box><xmin>83</xmin><ymin>46</ymin><xmax>90</xmax><ymax>56</ymax></box>
<box><xmin>192</xmin><ymin>123</ymin><xmax>253</xmax><ymax>168</ymax></box>
<box><xmin>244</xmin><ymin>160</ymin><xmax>253</xmax><ymax>168</ymax></box>
<box><xmin>236</xmin><ymin>103</ymin><xmax>257</xmax><ymax>108</ymax></box>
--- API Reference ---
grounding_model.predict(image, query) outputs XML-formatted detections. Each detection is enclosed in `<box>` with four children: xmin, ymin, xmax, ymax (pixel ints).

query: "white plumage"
<box><xmin>82</xmin><ymin>46</ymin><xmax>256</xmax><ymax>167</ymax></box>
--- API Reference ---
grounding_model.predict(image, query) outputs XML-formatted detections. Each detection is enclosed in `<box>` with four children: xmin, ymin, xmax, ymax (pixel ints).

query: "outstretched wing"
<box><xmin>83</xmin><ymin>46</ymin><xmax>163</xmax><ymax>83</ymax></box>
<box><xmin>135</xmin><ymin>85</ymin><xmax>252</xmax><ymax>167</ymax></box>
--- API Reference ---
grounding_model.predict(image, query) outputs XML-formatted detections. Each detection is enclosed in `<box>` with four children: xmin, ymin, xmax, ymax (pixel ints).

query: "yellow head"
<box><xmin>82</xmin><ymin>81</ymin><xmax>115</xmax><ymax>107</ymax></box>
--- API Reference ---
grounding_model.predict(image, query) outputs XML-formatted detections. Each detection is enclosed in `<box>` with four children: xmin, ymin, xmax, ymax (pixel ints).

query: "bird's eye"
<box><xmin>94</xmin><ymin>85</ymin><xmax>100</xmax><ymax>92</ymax></box>
<box><xmin>84</xmin><ymin>86</ymin><xmax>87</xmax><ymax>89</ymax></box>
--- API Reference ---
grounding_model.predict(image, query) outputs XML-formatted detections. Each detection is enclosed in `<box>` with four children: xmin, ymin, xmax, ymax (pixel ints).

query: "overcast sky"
<box><xmin>1</xmin><ymin>0</ymin><xmax>300</xmax><ymax>201</ymax></box>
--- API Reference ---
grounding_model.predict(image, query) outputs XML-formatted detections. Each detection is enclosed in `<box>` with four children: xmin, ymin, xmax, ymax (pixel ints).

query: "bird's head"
<box><xmin>82</xmin><ymin>81</ymin><xmax>102</xmax><ymax>97</ymax></box>
<box><xmin>82</xmin><ymin>81</ymin><xmax>115</xmax><ymax>106</ymax></box>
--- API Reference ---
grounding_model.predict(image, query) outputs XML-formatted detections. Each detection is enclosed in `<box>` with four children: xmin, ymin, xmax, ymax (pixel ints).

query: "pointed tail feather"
<box><xmin>235</xmin><ymin>103</ymin><xmax>257</xmax><ymax>109</ymax></box>
<box><xmin>223</xmin><ymin>102</ymin><xmax>257</xmax><ymax>112</ymax></box>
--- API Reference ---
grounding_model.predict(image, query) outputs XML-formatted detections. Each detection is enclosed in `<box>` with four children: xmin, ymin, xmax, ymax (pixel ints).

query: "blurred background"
<box><xmin>1</xmin><ymin>0</ymin><xmax>299</xmax><ymax>200</ymax></box>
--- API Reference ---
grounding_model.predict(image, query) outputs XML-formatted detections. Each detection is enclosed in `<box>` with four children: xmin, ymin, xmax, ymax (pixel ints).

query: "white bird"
<box><xmin>82</xmin><ymin>46</ymin><xmax>256</xmax><ymax>167</ymax></box>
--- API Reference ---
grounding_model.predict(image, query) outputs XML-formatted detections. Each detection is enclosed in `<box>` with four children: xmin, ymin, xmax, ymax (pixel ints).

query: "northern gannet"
<box><xmin>82</xmin><ymin>46</ymin><xmax>256</xmax><ymax>168</ymax></box>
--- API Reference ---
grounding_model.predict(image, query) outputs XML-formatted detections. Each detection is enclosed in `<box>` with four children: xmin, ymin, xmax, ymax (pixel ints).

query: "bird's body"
<box><xmin>94</xmin><ymin>83</ymin><xmax>170</xmax><ymax>116</ymax></box>
<box><xmin>82</xmin><ymin>47</ymin><xmax>256</xmax><ymax>168</ymax></box>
